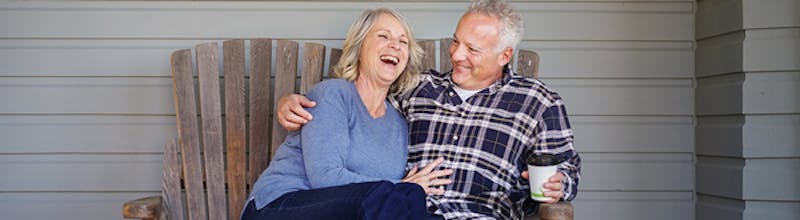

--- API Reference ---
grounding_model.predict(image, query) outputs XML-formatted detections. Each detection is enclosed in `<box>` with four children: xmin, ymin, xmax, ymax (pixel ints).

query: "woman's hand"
<box><xmin>402</xmin><ymin>157</ymin><xmax>453</xmax><ymax>195</ymax></box>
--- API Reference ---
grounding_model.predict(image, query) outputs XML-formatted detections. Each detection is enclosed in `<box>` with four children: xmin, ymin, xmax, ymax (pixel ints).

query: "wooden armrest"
<box><xmin>538</xmin><ymin>201</ymin><xmax>573</xmax><ymax>220</ymax></box>
<box><xmin>123</xmin><ymin>195</ymin><xmax>163</xmax><ymax>220</ymax></box>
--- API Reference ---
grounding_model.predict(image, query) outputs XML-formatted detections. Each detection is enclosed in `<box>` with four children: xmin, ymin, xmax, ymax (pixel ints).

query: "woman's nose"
<box><xmin>388</xmin><ymin>41</ymin><xmax>400</xmax><ymax>50</ymax></box>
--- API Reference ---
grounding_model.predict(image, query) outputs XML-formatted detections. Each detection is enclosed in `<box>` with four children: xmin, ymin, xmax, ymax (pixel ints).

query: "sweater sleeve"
<box><xmin>301</xmin><ymin>82</ymin><xmax>385</xmax><ymax>189</ymax></box>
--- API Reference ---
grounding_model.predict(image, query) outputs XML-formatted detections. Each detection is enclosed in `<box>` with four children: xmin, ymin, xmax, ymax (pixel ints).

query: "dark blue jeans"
<box><xmin>241</xmin><ymin>181</ymin><xmax>444</xmax><ymax>220</ymax></box>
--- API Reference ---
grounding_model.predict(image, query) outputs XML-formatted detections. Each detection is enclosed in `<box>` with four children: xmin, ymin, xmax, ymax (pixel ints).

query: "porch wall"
<box><xmin>0</xmin><ymin>1</ymin><xmax>695</xmax><ymax>219</ymax></box>
<box><xmin>695</xmin><ymin>0</ymin><xmax>800</xmax><ymax>219</ymax></box>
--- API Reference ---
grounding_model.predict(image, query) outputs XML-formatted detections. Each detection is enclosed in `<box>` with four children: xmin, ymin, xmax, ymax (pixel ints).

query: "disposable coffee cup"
<box><xmin>527</xmin><ymin>153</ymin><xmax>559</xmax><ymax>202</ymax></box>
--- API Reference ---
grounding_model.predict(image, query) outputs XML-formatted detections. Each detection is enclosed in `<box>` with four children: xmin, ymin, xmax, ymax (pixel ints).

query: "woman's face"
<box><xmin>358</xmin><ymin>14</ymin><xmax>410</xmax><ymax>88</ymax></box>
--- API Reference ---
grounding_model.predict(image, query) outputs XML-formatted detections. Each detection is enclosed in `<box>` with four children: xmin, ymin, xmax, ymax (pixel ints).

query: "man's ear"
<box><xmin>498</xmin><ymin>47</ymin><xmax>513</xmax><ymax>66</ymax></box>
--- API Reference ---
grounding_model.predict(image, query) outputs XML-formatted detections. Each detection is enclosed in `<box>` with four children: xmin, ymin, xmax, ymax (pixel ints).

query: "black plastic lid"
<box><xmin>527</xmin><ymin>153</ymin><xmax>559</xmax><ymax>166</ymax></box>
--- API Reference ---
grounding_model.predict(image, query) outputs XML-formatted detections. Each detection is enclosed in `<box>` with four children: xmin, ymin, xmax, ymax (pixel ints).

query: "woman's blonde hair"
<box><xmin>333</xmin><ymin>8</ymin><xmax>423</xmax><ymax>96</ymax></box>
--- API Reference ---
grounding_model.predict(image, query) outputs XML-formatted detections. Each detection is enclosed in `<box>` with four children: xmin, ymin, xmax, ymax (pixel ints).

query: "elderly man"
<box><xmin>278</xmin><ymin>1</ymin><xmax>580</xmax><ymax>219</ymax></box>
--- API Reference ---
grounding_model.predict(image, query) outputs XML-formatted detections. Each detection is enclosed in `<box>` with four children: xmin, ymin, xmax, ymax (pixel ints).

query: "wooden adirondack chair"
<box><xmin>122</xmin><ymin>38</ymin><xmax>572</xmax><ymax>220</ymax></box>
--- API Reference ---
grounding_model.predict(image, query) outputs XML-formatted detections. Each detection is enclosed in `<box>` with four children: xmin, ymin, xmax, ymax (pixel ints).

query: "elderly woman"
<box><xmin>242</xmin><ymin>8</ymin><xmax>452</xmax><ymax>220</ymax></box>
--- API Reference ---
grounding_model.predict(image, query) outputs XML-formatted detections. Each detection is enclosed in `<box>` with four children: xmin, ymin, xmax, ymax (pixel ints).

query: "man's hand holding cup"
<box><xmin>523</xmin><ymin>153</ymin><xmax>563</xmax><ymax>203</ymax></box>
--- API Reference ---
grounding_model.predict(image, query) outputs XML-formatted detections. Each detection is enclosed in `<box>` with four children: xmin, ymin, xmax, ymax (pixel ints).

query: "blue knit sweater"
<box><xmin>248</xmin><ymin>79</ymin><xmax>409</xmax><ymax>209</ymax></box>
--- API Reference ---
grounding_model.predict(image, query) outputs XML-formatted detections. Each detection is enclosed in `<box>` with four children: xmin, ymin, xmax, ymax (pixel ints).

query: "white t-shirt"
<box><xmin>452</xmin><ymin>85</ymin><xmax>483</xmax><ymax>101</ymax></box>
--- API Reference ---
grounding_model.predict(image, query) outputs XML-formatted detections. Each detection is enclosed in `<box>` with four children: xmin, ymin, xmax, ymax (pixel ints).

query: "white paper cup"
<box><xmin>527</xmin><ymin>164</ymin><xmax>557</xmax><ymax>202</ymax></box>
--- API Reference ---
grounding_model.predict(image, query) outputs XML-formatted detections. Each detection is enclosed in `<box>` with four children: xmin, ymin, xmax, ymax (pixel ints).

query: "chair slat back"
<box><xmin>166</xmin><ymin>39</ymin><xmax>334</xmax><ymax>220</ymax></box>
<box><xmin>270</xmin><ymin>40</ymin><xmax>298</xmax><ymax>157</ymax></box>
<box><xmin>328</xmin><ymin>48</ymin><xmax>342</xmax><ymax>76</ymax></box>
<box><xmin>419</xmin><ymin>40</ymin><xmax>436</xmax><ymax>71</ymax></box>
<box><xmin>301</xmin><ymin>43</ymin><xmax>326</xmax><ymax>94</ymax></box>
<box><xmin>248</xmin><ymin>39</ymin><xmax>272</xmax><ymax>190</ymax></box>
<box><xmin>170</xmin><ymin>47</ymin><xmax>207</xmax><ymax>220</ymax></box>
<box><xmin>162</xmin><ymin>139</ymin><xmax>185</xmax><ymax>220</ymax></box>
<box><xmin>196</xmin><ymin>42</ymin><xmax>227</xmax><ymax>220</ymax></box>
<box><xmin>223</xmin><ymin>39</ymin><xmax>247</xmax><ymax>220</ymax></box>
<box><xmin>516</xmin><ymin>49</ymin><xmax>540</xmax><ymax>78</ymax></box>
<box><xmin>439</xmin><ymin>38</ymin><xmax>453</xmax><ymax>73</ymax></box>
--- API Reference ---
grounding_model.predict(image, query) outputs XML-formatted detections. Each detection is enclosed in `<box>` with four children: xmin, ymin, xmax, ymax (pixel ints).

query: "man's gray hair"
<box><xmin>467</xmin><ymin>0</ymin><xmax>524</xmax><ymax>52</ymax></box>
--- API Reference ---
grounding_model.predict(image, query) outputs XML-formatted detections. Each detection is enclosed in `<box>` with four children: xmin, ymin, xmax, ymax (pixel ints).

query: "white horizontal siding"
<box><xmin>0</xmin><ymin>39</ymin><xmax>694</xmax><ymax>78</ymax></box>
<box><xmin>0</xmin><ymin>115</ymin><xmax>175</xmax><ymax>153</ymax></box>
<box><xmin>572</xmin><ymin>115</ymin><xmax>693</xmax><ymax>153</ymax></box>
<box><xmin>0</xmin><ymin>1</ymin><xmax>696</xmax><ymax>219</ymax></box>
<box><xmin>696</xmin><ymin>157</ymin><xmax>800</xmax><ymax>201</ymax></box>
<box><xmin>739</xmin><ymin>115</ymin><xmax>800</xmax><ymax>157</ymax></box>
<box><xmin>741</xmin><ymin>28</ymin><xmax>800</xmax><ymax>72</ymax></box>
<box><xmin>696</xmin><ymin>28</ymin><xmax>800</xmax><ymax>77</ymax></box>
<box><xmin>741</xmin><ymin>0</ymin><xmax>800</xmax><ymax>29</ymax></box>
<box><xmin>0</xmin><ymin>153</ymin><xmax>694</xmax><ymax>219</ymax></box>
<box><xmin>0</xmin><ymin>192</ymin><xmax>160</xmax><ymax>220</ymax></box>
<box><xmin>0</xmin><ymin>115</ymin><xmax>691</xmax><ymax>154</ymax></box>
<box><xmin>0</xmin><ymin>77</ymin><xmax>693</xmax><ymax>115</ymax></box>
<box><xmin>696</xmin><ymin>194</ymin><xmax>745</xmax><ymax>220</ymax></box>
<box><xmin>697</xmin><ymin>194</ymin><xmax>800</xmax><ymax>220</ymax></box>
<box><xmin>696</xmin><ymin>0</ymin><xmax>800</xmax><ymax>39</ymax></box>
<box><xmin>547</xmin><ymin>78</ymin><xmax>693</xmax><ymax>116</ymax></box>
<box><xmin>0</xmin><ymin>179</ymin><xmax>699</xmax><ymax>220</ymax></box>
<box><xmin>695</xmin><ymin>0</ymin><xmax>742</xmax><ymax>39</ymax></box>
<box><xmin>0</xmin><ymin>154</ymin><xmax>162</xmax><ymax>192</ymax></box>
<box><xmin>521</xmin><ymin>41</ymin><xmax>693</xmax><ymax>78</ymax></box>
<box><xmin>696</xmin><ymin>115</ymin><xmax>800</xmax><ymax>158</ymax></box>
<box><xmin>579</xmin><ymin>153</ymin><xmax>693</xmax><ymax>191</ymax></box>
<box><xmin>695</xmin><ymin>0</ymin><xmax>800</xmax><ymax>216</ymax></box>
<box><xmin>0</xmin><ymin>39</ymin><xmax>205</xmax><ymax>77</ymax></box>
<box><xmin>695</xmin><ymin>31</ymin><xmax>745</xmax><ymax>76</ymax></box>
<box><xmin>0</xmin><ymin>153</ymin><xmax>690</xmax><ymax>193</ymax></box>
<box><xmin>741</xmin><ymin>158</ymin><xmax>800</xmax><ymax>200</ymax></box>
<box><xmin>0</xmin><ymin>39</ymin><xmax>347</xmax><ymax>77</ymax></box>
<box><xmin>739</xmin><ymin>72</ymin><xmax>800</xmax><ymax>114</ymax></box>
<box><xmin>0</xmin><ymin>77</ymin><xmax>174</xmax><ymax>114</ymax></box>
<box><xmin>741</xmin><ymin>200</ymin><xmax>800</xmax><ymax>219</ymax></box>
<box><xmin>695</xmin><ymin>71</ymin><xmax>800</xmax><ymax>115</ymax></box>
<box><xmin>574</xmin><ymin>191</ymin><xmax>694</xmax><ymax>220</ymax></box>
<box><xmin>0</xmin><ymin>1</ymin><xmax>693</xmax><ymax>40</ymax></box>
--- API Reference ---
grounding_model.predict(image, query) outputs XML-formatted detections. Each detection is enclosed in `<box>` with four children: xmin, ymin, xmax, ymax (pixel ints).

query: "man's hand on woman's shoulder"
<box><xmin>277</xmin><ymin>94</ymin><xmax>316</xmax><ymax>131</ymax></box>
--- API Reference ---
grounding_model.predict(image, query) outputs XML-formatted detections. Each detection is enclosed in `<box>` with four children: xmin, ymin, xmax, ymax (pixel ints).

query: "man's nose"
<box><xmin>451</xmin><ymin>45</ymin><xmax>467</xmax><ymax>62</ymax></box>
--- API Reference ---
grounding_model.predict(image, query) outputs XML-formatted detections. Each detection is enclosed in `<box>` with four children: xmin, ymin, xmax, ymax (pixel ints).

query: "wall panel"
<box><xmin>0</xmin><ymin>115</ymin><xmax>175</xmax><ymax>153</ymax></box>
<box><xmin>0</xmin><ymin>1</ymin><xmax>696</xmax><ymax>219</ymax></box>
<box><xmin>0</xmin><ymin>154</ymin><xmax>161</xmax><ymax>191</ymax></box>
<box><xmin>0</xmin><ymin>192</ymin><xmax>160</xmax><ymax>220</ymax></box>
<box><xmin>574</xmin><ymin>192</ymin><xmax>694</xmax><ymax>220</ymax></box>
<box><xmin>0</xmin><ymin>2</ymin><xmax>693</xmax><ymax>41</ymax></box>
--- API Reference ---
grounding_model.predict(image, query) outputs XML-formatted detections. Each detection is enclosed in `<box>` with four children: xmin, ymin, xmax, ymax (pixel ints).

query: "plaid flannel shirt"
<box><xmin>393</xmin><ymin>66</ymin><xmax>581</xmax><ymax>220</ymax></box>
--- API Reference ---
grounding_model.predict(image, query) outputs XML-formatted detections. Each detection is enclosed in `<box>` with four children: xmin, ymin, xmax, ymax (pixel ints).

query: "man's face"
<box><xmin>449</xmin><ymin>12</ymin><xmax>512</xmax><ymax>90</ymax></box>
